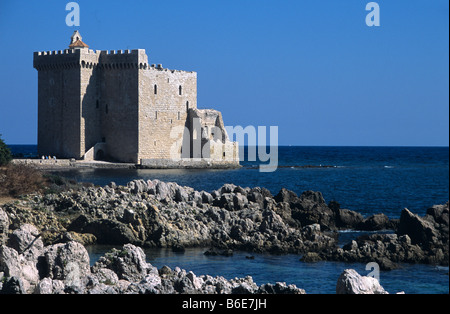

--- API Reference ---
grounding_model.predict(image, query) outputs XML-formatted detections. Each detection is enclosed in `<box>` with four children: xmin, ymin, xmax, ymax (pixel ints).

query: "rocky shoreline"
<box><xmin>0</xmin><ymin>178</ymin><xmax>448</xmax><ymax>293</ymax></box>
<box><xmin>0</xmin><ymin>223</ymin><xmax>393</xmax><ymax>294</ymax></box>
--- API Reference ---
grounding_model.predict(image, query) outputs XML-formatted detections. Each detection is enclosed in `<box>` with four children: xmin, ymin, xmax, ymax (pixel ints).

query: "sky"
<box><xmin>0</xmin><ymin>0</ymin><xmax>448</xmax><ymax>146</ymax></box>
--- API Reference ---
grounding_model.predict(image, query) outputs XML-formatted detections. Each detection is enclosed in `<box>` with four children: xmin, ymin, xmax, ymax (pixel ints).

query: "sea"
<box><xmin>8</xmin><ymin>145</ymin><xmax>450</xmax><ymax>294</ymax></box>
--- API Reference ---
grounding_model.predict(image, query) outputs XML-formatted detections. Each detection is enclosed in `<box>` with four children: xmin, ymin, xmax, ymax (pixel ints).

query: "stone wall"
<box><xmin>138</xmin><ymin>65</ymin><xmax>197</xmax><ymax>161</ymax></box>
<box><xmin>97</xmin><ymin>50</ymin><xmax>142</xmax><ymax>163</ymax></box>
<box><xmin>34</xmin><ymin>44</ymin><xmax>239</xmax><ymax>166</ymax></box>
<box><xmin>34</xmin><ymin>50</ymin><xmax>84</xmax><ymax>159</ymax></box>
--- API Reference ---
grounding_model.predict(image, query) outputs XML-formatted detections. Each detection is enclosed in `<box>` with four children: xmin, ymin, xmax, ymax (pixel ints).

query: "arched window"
<box><xmin>179</xmin><ymin>85</ymin><xmax>182</xmax><ymax>96</ymax></box>
<box><xmin>154</xmin><ymin>85</ymin><xmax>157</xmax><ymax>95</ymax></box>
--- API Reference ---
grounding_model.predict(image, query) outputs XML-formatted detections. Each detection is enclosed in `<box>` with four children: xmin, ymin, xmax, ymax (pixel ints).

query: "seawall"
<box><xmin>10</xmin><ymin>159</ymin><xmax>241</xmax><ymax>170</ymax></box>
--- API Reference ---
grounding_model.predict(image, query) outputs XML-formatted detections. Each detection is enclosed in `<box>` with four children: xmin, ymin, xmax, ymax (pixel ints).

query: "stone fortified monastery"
<box><xmin>33</xmin><ymin>31</ymin><xmax>239</xmax><ymax>167</ymax></box>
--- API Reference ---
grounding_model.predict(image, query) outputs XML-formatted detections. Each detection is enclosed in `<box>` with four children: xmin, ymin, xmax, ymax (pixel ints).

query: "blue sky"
<box><xmin>0</xmin><ymin>0</ymin><xmax>448</xmax><ymax>146</ymax></box>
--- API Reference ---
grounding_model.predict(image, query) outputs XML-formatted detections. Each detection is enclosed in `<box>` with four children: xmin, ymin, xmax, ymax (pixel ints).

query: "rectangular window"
<box><xmin>155</xmin><ymin>111</ymin><xmax>158</xmax><ymax>119</ymax></box>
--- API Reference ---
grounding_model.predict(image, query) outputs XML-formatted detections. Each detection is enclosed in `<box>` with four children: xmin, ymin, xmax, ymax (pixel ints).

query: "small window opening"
<box><xmin>154</xmin><ymin>85</ymin><xmax>157</xmax><ymax>95</ymax></box>
<box><xmin>179</xmin><ymin>85</ymin><xmax>182</xmax><ymax>96</ymax></box>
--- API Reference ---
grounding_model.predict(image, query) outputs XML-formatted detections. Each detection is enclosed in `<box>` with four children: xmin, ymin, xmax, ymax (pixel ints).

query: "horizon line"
<box><xmin>6</xmin><ymin>143</ymin><xmax>450</xmax><ymax>148</ymax></box>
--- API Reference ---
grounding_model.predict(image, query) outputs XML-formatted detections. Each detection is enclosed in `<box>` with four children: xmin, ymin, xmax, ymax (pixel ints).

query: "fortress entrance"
<box><xmin>96</xmin><ymin>149</ymin><xmax>105</xmax><ymax>160</ymax></box>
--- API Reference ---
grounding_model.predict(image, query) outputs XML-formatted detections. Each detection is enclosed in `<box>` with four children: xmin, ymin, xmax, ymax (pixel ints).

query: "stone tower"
<box><xmin>33</xmin><ymin>31</ymin><xmax>239</xmax><ymax>167</ymax></box>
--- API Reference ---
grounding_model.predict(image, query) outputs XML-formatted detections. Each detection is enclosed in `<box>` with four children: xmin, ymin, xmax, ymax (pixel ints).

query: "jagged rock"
<box><xmin>35</xmin><ymin>277</ymin><xmax>65</xmax><ymax>294</ymax></box>
<box><xmin>92</xmin><ymin>244</ymin><xmax>148</xmax><ymax>282</ymax></box>
<box><xmin>7</xmin><ymin>224</ymin><xmax>44</xmax><ymax>261</ymax></box>
<box><xmin>360</xmin><ymin>213</ymin><xmax>391</xmax><ymax>231</ymax></box>
<box><xmin>82</xmin><ymin>219</ymin><xmax>140</xmax><ymax>245</ymax></box>
<box><xmin>274</xmin><ymin>188</ymin><xmax>298</xmax><ymax>204</ymax></box>
<box><xmin>427</xmin><ymin>203</ymin><xmax>449</xmax><ymax>226</ymax></box>
<box><xmin>204</xmin><ymin>247</ymin><xmax>234</xmax><ymax>257</ymax></box>
<box><xmin>1</xmin><ymin>276</ymin><xmax>26</xmax><ymax>294</ymax></box>
<box><xmin>336</xmin><ymin>208</ymin><xmax>364</xmax><ymax>229</ymax></box>
<box><xmin>2</xmin><ymin>179</ymin><xmax>447</xmax><ymax>276</ymax></box>
<box><xmin>258</xmin><ymin>282</ymin><xmax>306</xmax><ymax>294</ymax></box>
<box><xmin>40</xmin><ymin>241</ymin><xmax>91</xmax><ymax>288</ymax></box>
<box><xmin>0</xmin><ymin>207</ymin><xmax>9</xmax><ymax>244</ymax></box>
<box><xmin>336</xmin><ymin>269</ymin><xmax>388</xmax><ymax>294</ymax></box>
<box><xmin>0</xmin><ymin>245</ymin><xmax>22</xmax><ymax>278</ymax></box>
<box><xmin>300</xmin><ymin>252</ymin><xmax>322</xmax><ymax>263</ymax></box>
<box><xmin>201</xmin><ymin>191</ymin><xmax>214</xmax><ymax>204</ymax></box>
<box><xmin>291</xmin><ymin>191</ymin><xmax>337</xmax><ymax>230</ymax></box>
<box><xmin>398</xmin><ymin>208</ymin><xmax>439</xmax><ymax>247</ymax></box>
<box><xmin>0</xmin><ymin>244</ymin><xmax>40</xmax><ymax>294</ymax></box>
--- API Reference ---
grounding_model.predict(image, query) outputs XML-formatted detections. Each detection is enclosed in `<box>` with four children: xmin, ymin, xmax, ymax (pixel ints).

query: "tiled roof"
<box><xmin>69</xmin><ymin>39</ymin><xmax>89</xmax><ymax>48</ymax></box>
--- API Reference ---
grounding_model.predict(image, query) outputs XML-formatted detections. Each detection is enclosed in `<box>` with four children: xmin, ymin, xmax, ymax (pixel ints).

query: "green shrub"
<box><xmin>0</xmin><ymin>134</ymin><xmax>12</xmax><ymax>166</ymax></box>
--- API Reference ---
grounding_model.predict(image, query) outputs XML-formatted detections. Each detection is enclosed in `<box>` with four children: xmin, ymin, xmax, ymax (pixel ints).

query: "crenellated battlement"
<box><xmin>33</xmin><ymin>47</ymin><xmax>194</xmax><ymax>73</ymax></box>
<box><xmin>35</xmin><ymin>31</ymin><xmax>237</xmax><ymax>167</ymax></box>
<box><xmin>102</xmin><ymin>49</ymin><xmax>140</xmax><ymax>55</ymax></box>
<box><xmin>34</xmin><ymin>48</ymin><xmax>102</xmax><ymax>57</ymax></box>
<box><xmin>33</xmin><ymin>49</ymin><xmax>100</xmax><ymax>71</ymax></box>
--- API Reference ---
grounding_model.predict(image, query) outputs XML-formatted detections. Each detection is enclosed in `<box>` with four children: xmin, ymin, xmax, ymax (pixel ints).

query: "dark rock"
<box><xmin>82</xmin><ymin>219</ymin><xmax>139</xmax><ymax>245</ymax></box>
<box><xmin>233</xmin><ymin>193</ymin><xmax>248</xmax><ymax>210</ymax></box>
<box><xmin>328</xmin><ymin>200</ymin><xmax>340</xmax><ymax>213</ymax></box>
<box><xmin>200</xmin><ymin>191</ymin><xmax>213</xmax><ymax>204</ymax></box>
<box><xmin>171</xmin><ymin>244</ymin><xmax>185</xmax><ymax>253</ymax></box>
<box><xmin>359</xmin><ymin>213</ymin><xmax>390</xmax><ymax>231</ymax></box>
<box><xmin>220</xmin><ymin>184</ymin><xmax>237</xmax><ymax>195</ymax></box>
<box><xmin>300</xmin><ymin>252</ymin><xmax>322</xmax><ymax>263</ymax></box>
<box><xmin>274</xmin><ymin>188</ymin><xmax>298</xmax><ymax>204</ymax></box>
<box><xmin>398</xmin><ymin>208</ymin><xmax>438</xmax><ymax>246</ymax></box>
<box><xmin>258</xmin><ymin>282</ymin><xmax>305</xmax><ymax>294</ymax></box>
<box><xmin>427</xmin><ymin>203</ymin><xmax>449</xmax><ymax>226</ymax></box>
<box><xmin>204</xmin><ymin>247</ymin><xmax>234</xmax><ymax>257</ymax></box>
<box><xmin>336</xmin><ymin>208</ymin><xmax>364</xmax><ymax>229</ymax></box>
<box><xmin>214</xmin><ymin>193</ymin><xmax>235</xmax><ymax>211</ymax></box>
<box><xmin>374</xmin><ymin>257</ymin><xmax>398</xmax><ymax>271</ymax></box>
<box><xmin>1</xmin><ymin>276</ymin><xmax>25</xmax><ymax>294</ymax></box>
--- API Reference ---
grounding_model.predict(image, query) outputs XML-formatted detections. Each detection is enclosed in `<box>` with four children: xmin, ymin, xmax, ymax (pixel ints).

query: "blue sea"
<box><xmin>8</xmin><ymin>145</ymin><xmax>450</xmax><ymax>294</ymax></box>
